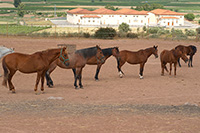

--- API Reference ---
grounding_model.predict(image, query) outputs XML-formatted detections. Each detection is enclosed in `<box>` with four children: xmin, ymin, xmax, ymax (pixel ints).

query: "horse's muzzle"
<box><xmin>155</xmin><ymin>55</ymin><xmax>158</xmax><ymax>58</ymax></box>
<box><xmin>65</xmin><ymin>62</ymin><xmax>70</xmax><ymax>66</ymax></box>
<box><xmin>184</xmin><ymin>59</ymin><xmax>188</xmax><ymax>63</ymax></box>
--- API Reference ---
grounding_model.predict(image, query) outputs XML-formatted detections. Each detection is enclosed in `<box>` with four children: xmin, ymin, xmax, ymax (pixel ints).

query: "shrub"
<box><xmin>185</xmin><ymin>29</ymin><xmax>196</xmax><ymax>36</ymax></box>
<box><xmin>127</xmin><ymin>33</ymin><xmax>138</xmax><ymax>38</ymax></box>
<box><xmin>83</xmin><ymin>32</ymin><xmax>90</xmax><ymax>38</ymax></box>
<box><xmin>198</xmin><ymin>20</ymin><xmax>200</xmax><ymax>25</ymax></box>
<box><xmin>118</xmin><ymin>23</ymin><xmax>131</xmax><ymax>33</ymax></box>
<box><xmin>196</xmin><ymin>27</ymin><xmax>200</xmax><ymax>34</ymax></box>
<box><xmin>148</xmin><ymin>27</ymin><xmax>160</xmax><ymax>34</ymax></box>
<box><xmin>184</xmin><ymin>13</ymin><xmax>195</xmax><ymax>21</ymax></box>
<box><xmin>94</xmin><ymin>27</ymin><xmax>117</xmax><ymax>39</ymax></box>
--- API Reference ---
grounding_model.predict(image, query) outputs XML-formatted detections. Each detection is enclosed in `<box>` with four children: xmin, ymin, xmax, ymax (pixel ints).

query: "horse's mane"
<box><xmin>75</xmin><ymin>46</ymin><xmax>97</xmax><ymax>58</ymax></box>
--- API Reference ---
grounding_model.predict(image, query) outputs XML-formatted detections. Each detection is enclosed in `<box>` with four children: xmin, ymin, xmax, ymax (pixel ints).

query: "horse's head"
<box><xmin>96</xmin><ymin>45</ymin><xmax>105</xmax><ymax>64</ymax></box>
<box><xmin>174</xmin><ymin>49</ymin><xmax>188</xmax><ymax>63</ymax></box>
<box><xmin>153</xmin><ymin>45</ymin><xmax>158</xmax><ymax>58</ymax></box>
<box><xmin>59</xmin><ymin>47</ymin><xmax>70</xmax><ymax>66</ymax></box>
<box><xmin>112</xmin><ymin>47</ymin><xmax>120</xmax><ymax>59</ymax></box>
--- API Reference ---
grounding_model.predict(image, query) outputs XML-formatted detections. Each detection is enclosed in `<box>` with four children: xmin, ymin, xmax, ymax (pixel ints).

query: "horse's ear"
<box><xmin>153</xmin><ymin>45</ymin><xmax>158</xmax><ymax>49</ymax></box>
<box><xmin>62</xmin><ymin>47</ymin><xmax>66</xmax><ymax>51</ymax></box>
<box><xmin>96</xmin><ymin>45</ymin><xmax>100</xmax><ymax>49</ymax></box>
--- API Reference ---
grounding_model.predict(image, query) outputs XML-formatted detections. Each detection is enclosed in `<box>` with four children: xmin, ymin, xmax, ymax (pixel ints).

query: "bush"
<box><xmin>83</xmin><ymin>32</ymin><xmax>90</xmax><ymax>38</ymax></box>
<box><xmin>198</xmin><ymin>20</ymin><xmax>200</xmax><ymax>25</ymax></box>
<box><xmin>196</xmin><ymin>27</ymin><xmax>200</xmax><ymax>34</ymax></box>
<box><xmin>118</xmin><ymin>23</ymin><xmax>131</xmax><ymax>33</ymax></box>
<box><xmin>185</xmin><ymin>29</ymin><xmax>196</xmax><ymax>36</ymax></box>
<box><xmin>148</xmin><ymin>27</ymin><xmax>160</xmax><ymax>34</ymax></box>
<box><xmin>184</xmin><ymin>13</ymin><xmax>195</xmax><ymax>21</ymax></box>
<box><xmin>94</xmin><ymin>27</ymin><xmax>117</xmax><ymax>39</ymax></box>
<box><xmin>127</xmin><ymin>33</ymin><xmax>138</xmax><ymax>38</ymax></box>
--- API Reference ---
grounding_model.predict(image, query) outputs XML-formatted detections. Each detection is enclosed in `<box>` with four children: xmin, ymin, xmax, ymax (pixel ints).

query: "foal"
<box><xmin>160</xmin><ymin>48</ymin><xmax>188</xmax><ymax>76</ymax></box>
<box><xmin>175</xmin><ymin>45</ymin><xmax>197</xmax><ymax>67</ymax></box>
<box><xmin>117</xmin><ymin>46</ymin><xmax>158</xmax><ymax>79</ymax></box>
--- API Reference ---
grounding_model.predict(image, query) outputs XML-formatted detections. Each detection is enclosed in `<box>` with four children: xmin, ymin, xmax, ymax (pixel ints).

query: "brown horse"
<box><xmin>175</xmin><ymin>45</ymin><xmax>197</xmax><ymax>67</ymax></box>
<box><xmin>160</xmin><ymin>48</ymin><xmax>188</xmax><ymax>76</ymax></box>
<box><xmin>2</xmin><ymin>47</ymin><xmax>69</xmax><ymax>94</ymax></box>
<box><xmin>45</xmin><ymin>45</ymin><xmax>105</xmax><ymax>89</ymax></box>
<box><xmin>117</xmin><ymin>46</ymin><xmax>158</xmax><ymax>79</ymax></box>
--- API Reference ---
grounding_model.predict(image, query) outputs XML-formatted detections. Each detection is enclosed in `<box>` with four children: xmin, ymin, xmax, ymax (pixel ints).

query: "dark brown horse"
<box><xmin>175</xmin><ymin>45</ymin><xmax>197</xmax><ymax>67</ymax></box>
<box><xmin>160</xmin><ymin>48</ymin><xmax>188</xmax><ymax>76</ymax></box>
<box><xmin>45</xmin><ymin>45</ymin><xmax>105</xmax><ymax>89</ymax></box>
<box><xmin>86</xmin><ymin>47</ymin><xmax>120</xmax><ymax>81</ymax></box>
<box><xmin>2</xmin><ymin>47</ymin><xmax>69</xmax><ymax>94</ymax></box>
<box><xmin>117</xmin><ymin>46</ymin><xmax>158</xmax><ymax>79</ymax></box>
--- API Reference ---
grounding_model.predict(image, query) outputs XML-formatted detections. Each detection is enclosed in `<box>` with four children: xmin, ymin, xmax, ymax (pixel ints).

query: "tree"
<box><xmin>105</xmin><ymin>4</ymin><xmax>115</xmax><ymax>11</ymax></box>
<box><xmin>184</xmin><ymin>13</ymin><xmax>195</xmax><ymax>21</ymax></box>
<box><xmin>118</xmin><ymin>23</ymin><xmax>131</xmax><ymax>33</ymax></box>
<box><xmin>17</xmin><ymin>3</ymin><xmax>25</xmax><ymax>17</ymax></box>
<box><xmin>14</xmin><ymin>0</ymin><xmax>21</xmax><ymax>8</ymax></box>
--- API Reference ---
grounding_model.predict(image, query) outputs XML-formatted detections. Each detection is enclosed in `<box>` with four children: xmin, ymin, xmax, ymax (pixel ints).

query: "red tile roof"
<box><xmin>81</xmin><ymin>15</ymin><xmax>100</xmax><ymax>18</ymax></box>
<box><xmin>150</xmin><ymin>9</ymin><xmax>184</xmax><ymax>15</ymax></box>
<box><xmin>92</xmin><ymin>8</ymin><xmax>117</xmax><ymax>14</ymax></box>
<box><xmin>67</xmin><ymin>8</ymin><xmax>95</xmax><ymax>14</ymax></box>
<box><xmin>115</xmin><ymin>8</ymin><xmax>138</xmax><ymax>14</ymax></box>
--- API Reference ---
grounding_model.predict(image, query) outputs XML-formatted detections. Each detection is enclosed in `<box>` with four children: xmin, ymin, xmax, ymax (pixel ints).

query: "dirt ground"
<box><xmin>0</xmin><ymin>36</ymin><xmax>200</xmax><ymax>133</ymax></box>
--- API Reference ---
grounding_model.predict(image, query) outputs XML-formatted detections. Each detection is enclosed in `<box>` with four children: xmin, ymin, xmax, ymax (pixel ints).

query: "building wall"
<box><xmin>67</xmin><ymin>12</ymin><xmax>184</xmax><ymax>27</ymax></box>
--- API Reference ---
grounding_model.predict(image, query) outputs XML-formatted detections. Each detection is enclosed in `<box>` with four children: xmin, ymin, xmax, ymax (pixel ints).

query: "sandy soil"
<box><xmin>0</xmin><ymin>36</ymin><xmax>200</xmax><ymax>133</ymax></box>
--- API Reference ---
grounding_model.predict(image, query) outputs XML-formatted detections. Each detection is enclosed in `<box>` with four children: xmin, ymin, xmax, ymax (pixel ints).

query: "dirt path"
<box><xmin>0</xmin><ymin>36</ymin><xmax>200</xmax><ymax>132</ymax></box>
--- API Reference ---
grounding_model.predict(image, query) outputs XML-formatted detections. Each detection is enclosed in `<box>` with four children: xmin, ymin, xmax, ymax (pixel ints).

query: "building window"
<box><xmin>125</xmin><ymin>15</ymin><xmax>127</xmax><ymax>17</ymax></box>
<box><xmin>88</xmin><ymin>20</ymin><xmax>90</xmax><ymax>22</ymax></box>
<box><xmin>141</xmin><ymin>20</ymin><xmax>143</xmax><ymax>23</ymax></box>
<box><xmin>136</xmin><ymin>16</ymin><xmax>138</xmax><ymax>17</ymax></box>
<box><xmin>93</xmin><ymin>20</ymin><xmax>95</xmax><ymax>22</ymax></box>
<box><xmin>120</xmin><ymin>15</ymin><xmax>122</xmax><ymax>17</ymax></box>
<box><xmin>144</xmin><ymin>16</ymin><xmax>146</xmax><ymax>18</ymax></box>
<box><xmin>112</xmin><ymin>15</ymin><xmax>114</xmax><ymax>17</ymax></box>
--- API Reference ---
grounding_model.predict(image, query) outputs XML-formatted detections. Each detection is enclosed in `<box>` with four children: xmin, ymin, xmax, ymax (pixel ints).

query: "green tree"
<box><xmin>184</xmin><ymin>13</ymin><xmax>195</xmax><ymax>21</ymax></box>
<box><xmin>14</xmin><ymin>0</ymin><xmax>21</xmax><ymax>8</ymax></box>
<box><xmin>118</xmin><ymin>23</ymin><xmax>131</xmax><ymax>33</ymax></box>
<box><xmin>105</xmin><ymin>4</ymin><xmax>115</xmax><ymax>11</ymax></box>
<box><xmin>17</xmin><ymin>3</ymin><xmax>25</xmax><ymax>17</ymax></box>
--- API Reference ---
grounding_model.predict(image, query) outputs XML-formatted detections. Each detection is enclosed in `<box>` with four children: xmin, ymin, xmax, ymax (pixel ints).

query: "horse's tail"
<box><xmin>2</xmin><ymin>57</ymin><xmax>8</xmax><ymax>87</ymax></box>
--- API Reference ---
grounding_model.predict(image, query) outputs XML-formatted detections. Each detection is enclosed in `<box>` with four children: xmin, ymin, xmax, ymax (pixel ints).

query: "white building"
<box><xmin>66</xmin><ymin>8</ymin><xmax>184</xmax><ymax>27</ymax></box>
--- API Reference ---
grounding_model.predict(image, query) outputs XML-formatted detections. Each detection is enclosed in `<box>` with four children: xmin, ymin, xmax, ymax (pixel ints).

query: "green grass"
<box><xmin>0</xmin><ymin>24</ymin><xmax>51</xmax><ymax>35</ymax></box>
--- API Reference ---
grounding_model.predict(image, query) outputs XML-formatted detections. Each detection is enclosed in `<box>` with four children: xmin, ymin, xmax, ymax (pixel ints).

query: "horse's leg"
<box><xmin>78</xmin><ymin>68</ymin><xmax>83</xmax><ymax>88</ymax></box>
<box><xmin>118</xmin><ymin>60</ymin><xmax>125</xmax><ymax>78</ymax></box>
<box><xmin>35</xmin><ymin>72</ymin><xmax>41</xmax><ymax>94</ymax></box>
<box><xmin>72</xmin><ymin>68</ymin><xmax>76</xmax><ymax>78</ymax></box>
<box><xmin>41</xmin><ymin>71</ymin><xmax>46</xmax><ymax>93</ymax></box>
<box><xmin>74</xmin><ymin>68</ymin><xmax>80</xmax><ymax>89</ymax></box>
<box><xmin>45</xmin><ymin>63</ymin><xmax>57</xmax><ymax>88</ymax></box>
<box><xmin>139</xmin><ymin>63</ymin><xmax>145</xmax><ymax>79</ymax></box>
<box><xmin>161</xmin><ymin>62</ymin><xmax>165</xmax><ymax>76</ymax></box>
<box><xmin>177</xmin><ymin>58</ymin><xmax>181</xmax><ymax>67</ymax></box>
<box><xmin>188</xmin><ymin>55</ymin><xmax>193</xmax><ymax>67</ymax></box>
<box><xmin>95</xmin><ymin>64</ymin><xmax>102</xmax><ymax>81</ymax></box>
<box><xmin>7</xmin><ymin>70</ymin><xmax>16</xmax><ymax>93</ymax></box>
<box><xmin>174</xmin><ymin>63</ymin><xmax>177</xmax><ymax>76</ymax></box>
<box><xmin>169</xmin><ymin>63</ymin><xmax>172</xmax><ymax>75</ymax></box>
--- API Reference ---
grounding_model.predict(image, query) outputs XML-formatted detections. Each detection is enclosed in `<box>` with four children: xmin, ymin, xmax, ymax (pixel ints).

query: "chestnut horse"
<box><xmin>117</xmin><ymin>46</ymin><xmax>158</xmax><ymax>79</ymax></box>
<box><xmin>175</xmin><ymin>45</ymin><xmax>197</xmax><ymax>67</ymax></box>
<box><xmin>160</xmin><ymin>48</ymin><xmax>188</xmax><ymax>76</ymax></box>
<box><xmin>2</xmin><ymin>47</ymin><xmax>69</xmax><ymax>94</ymax></box>
<box><xmin>45</xmin><ymin>45</ymin><xmax>105</xmax><ymax>89</ymax></box>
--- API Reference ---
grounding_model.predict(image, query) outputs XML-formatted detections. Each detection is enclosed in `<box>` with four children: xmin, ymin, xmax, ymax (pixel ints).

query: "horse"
<box><xmin>160</xmin><ymin>48</ymin><xmax>188</xmax><ymax>76</ymax></box>
<box><xmin>0</xmin><ymin>45</ymin><xmax>14</xmax><ymax>59</ymax></box>
<box><xmin>117</xmin><ymin>46</ymin><xmax>158</xmax><ymax>79</ymax></box>
<box><xmin>0</xmin><ymin>46</ymin><xmax>14</xmax><ymax>76</ymax></box>
<box><xmin>45</xmin><ymin>45</ymin><xmax>105</xmax><ymax>89</ymax></box>
<box><xmin>86</xmin><ymin>47</ymin><xmax>120</xmax><ymax>81</ymax></box>
<box><xmin>2</xmin><ymin>47</ymin><xmax>69</xmax><ymax>94</ymax></box>
<box><xmin>175</xmin><ymin>45</ymin><xmax>197</xmax><ymax>67</ymax></box>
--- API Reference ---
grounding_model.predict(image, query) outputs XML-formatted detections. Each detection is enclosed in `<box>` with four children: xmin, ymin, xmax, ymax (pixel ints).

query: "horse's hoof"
<box><xmin>95</xmin><ymin>79</ymin><xmax>99</xmax><ymax>81</ymax></box>
<box><xmin>80</xmin><ymin>86</ymin><xmax>84</xmax><ymax>89</ymax></box>
<box><xmin>75</xmin><ymin>87</ymin><xmax>79</xmax><ymax>90</ymax></box>
<box><xmin>119</xmin><ymin>71</ymin><xmax>124</xmax><ymax>78</ymax></box>
<box><xmin>139</xmin><ymin>74</ymin><xmax>143</xmax><ymax>79</ymax></box>
<box><xmin>41</xmin><ymin>91</ymin><xmax>45</xmax><ymax>94</ymax></box>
